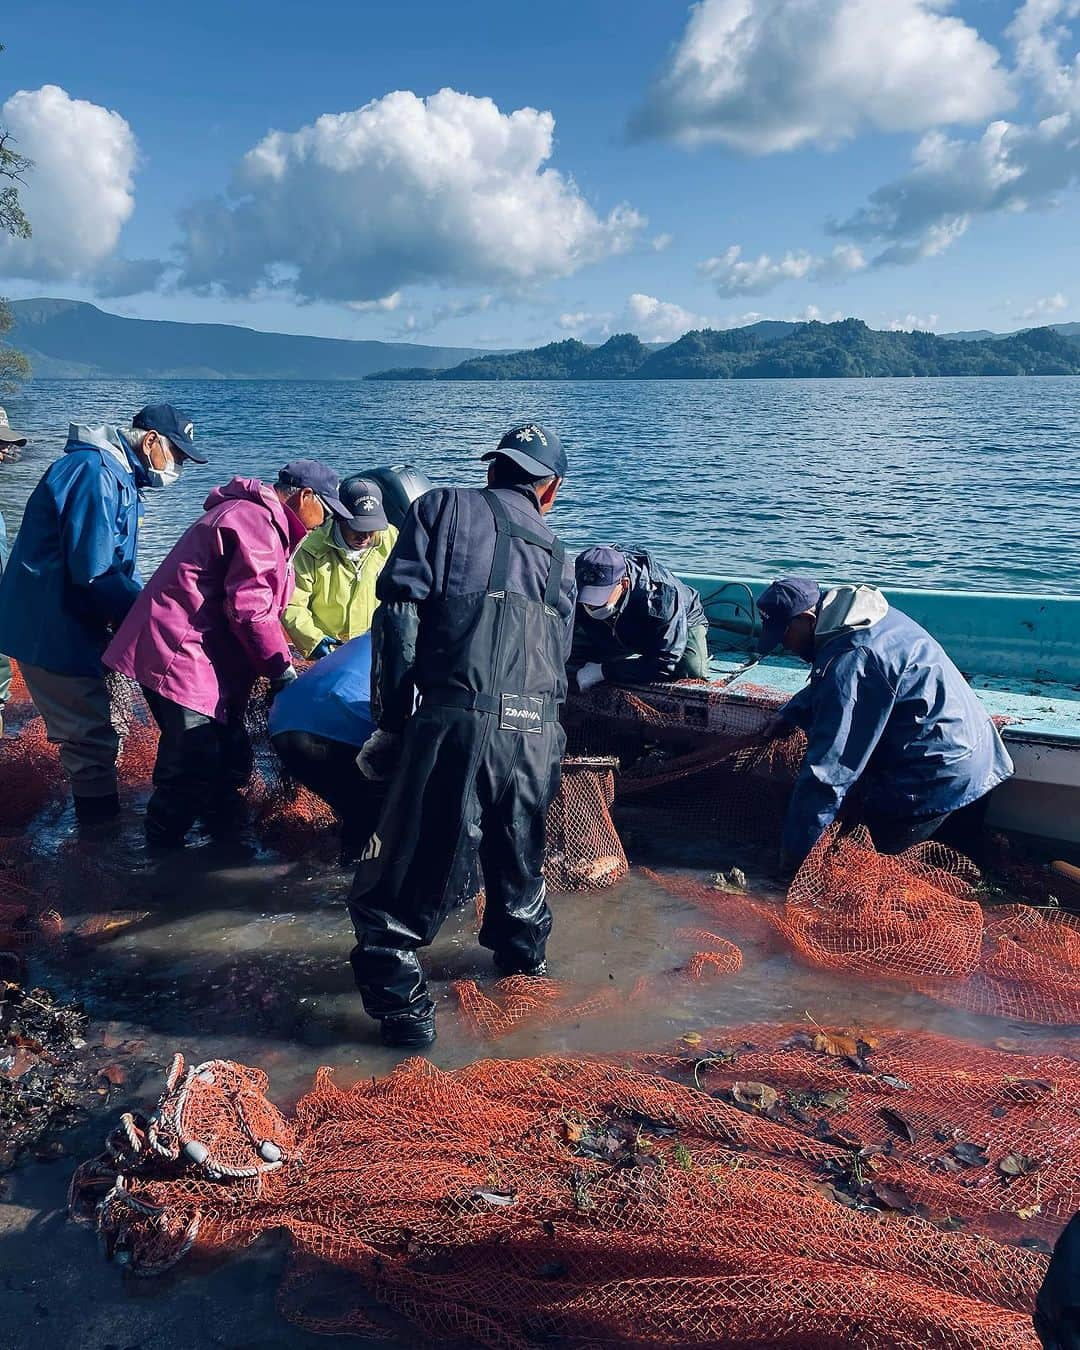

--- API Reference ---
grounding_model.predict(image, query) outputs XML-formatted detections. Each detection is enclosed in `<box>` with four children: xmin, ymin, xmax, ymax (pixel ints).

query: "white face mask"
<box><xmin>332</xmin><ymin>522</ymin><xmax>373</xmax><ymax>561</ymax></box>
<box><xmin>142</xmin><ymin>433</ymin><xmax>182</xmax><ymax>490</ymax></box>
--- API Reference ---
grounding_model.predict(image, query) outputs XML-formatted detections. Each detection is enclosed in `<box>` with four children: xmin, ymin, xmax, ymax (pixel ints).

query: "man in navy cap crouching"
<box><xmin>570</xmin><ymin>545</ymin><xmax>709</xmax><ymax>692</ymax></box>
<box><xmin>755</xmin><ymin>577</ymin><xmax>1013</xmax><ymax>871</ymax></box>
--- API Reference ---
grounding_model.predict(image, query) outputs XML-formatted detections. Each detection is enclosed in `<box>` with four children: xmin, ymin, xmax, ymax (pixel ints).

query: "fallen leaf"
<box><xmin>879</xmin><ymin>1108</ymin><xmax>917</xmax><ymax>1144</ymax></box>
<box><xmin>565</xmin><ymin>1121</ymin><xmax>585</xmax><ymax>1143</ymax></box>
<box><xmin>96</xmin><ymin>1064</ymin><xmax>125</xmax><ymax>1087</ymax></box>
<box><xmin>870</xmin><ymin>1181</ymin><xmax>917</xmax><ymax>1214</ymax></box>
<box><xmin>880</xmin><ymin>1074</ymin><xmax>913</xmax><ymax>1091</ymax></box>
<box><xmin>681</xmin><ymin>1032</ymin><xmax>703</xmax><ymax>1048</ymax></box>
<box><xmin>74</xmin><ymin>911</ymin><xmax>151</xmax><ymax>940</ymax></box>
<box><xmin>951</xmin><ymin>1141</ymin><xmax>989</xmax><ymax>1168</ymax></box>
<box><xmin>813</xmin><ymin>1032</ymin><xmax>860</xmax><ymax>1058</ymax></box>
<box><xmin>1015</xmin><ymin>1203</ymin><xmax>1042</xmax><ymax>1220</ymax></box>
<box><xmin>732</xmin><ymin>1082</ymin><xmax>778</xmax><ymax>1113</ymax></box>
<box><xmin>1003</xmin><ymin>1078</ymin><xmax>1055</xmax><ymax>1101</ymax></box>
<box><xmin>998</xmin><ymin>1153</ymin><xmax>1040</xmax><ymax>1178</ymax></box>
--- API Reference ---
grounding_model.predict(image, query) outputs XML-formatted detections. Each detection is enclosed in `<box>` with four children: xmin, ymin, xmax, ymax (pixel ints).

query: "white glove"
<box><xmin>356</xmin><ymin>729</ymin><xmax>401</xmax><ymax>781</ymax></box>
<box><xmin>575</xmin><ymin>662</ymin><xmax>606</xmax><ymax>693</ymax></box>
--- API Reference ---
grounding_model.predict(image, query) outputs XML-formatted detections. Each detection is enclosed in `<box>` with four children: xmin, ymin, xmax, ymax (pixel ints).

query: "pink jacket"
<box><xmin>104</xmin><ymin>478</ymin><xmax>308</xmax><ymax>722</ymax></box>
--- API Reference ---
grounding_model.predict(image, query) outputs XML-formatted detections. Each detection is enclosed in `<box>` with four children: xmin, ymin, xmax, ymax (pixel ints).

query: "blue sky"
<box><xmin>1</xmin><ymin>0</ymin><xmax>1077</xmax><ymax>347</ymax></box>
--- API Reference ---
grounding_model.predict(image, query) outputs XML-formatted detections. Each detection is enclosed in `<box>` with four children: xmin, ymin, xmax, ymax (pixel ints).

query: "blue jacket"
<box><xmin>0</xmin><ymin>424</ymin><xmax>147</xmax><ymax>677</ymax></box>
<box><xmin>779</xmin><ymin>591</ymin><xmax>1014</xmax><ymax>865</ymax></box>
<box><xmin>268</xmin><ymin>633</ymin><xmax>375</xmax><ymax>748</ymax></box>
<box><xmin>572</xmin><ymin>550</ymin><xmax>706</xmax><ymax>683</ymax></box>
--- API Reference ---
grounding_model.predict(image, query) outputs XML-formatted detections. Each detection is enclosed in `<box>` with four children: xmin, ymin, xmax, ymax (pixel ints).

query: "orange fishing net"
<box><xmin>72</xmin><ymin>1023</ymin><xmax>1077</xmax><ymax>1348</ymax></box>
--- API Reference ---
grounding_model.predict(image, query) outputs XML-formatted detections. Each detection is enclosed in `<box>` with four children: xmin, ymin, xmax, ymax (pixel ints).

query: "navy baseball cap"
<box><xmin>133</xmin><ymin>403</ymin><xmax>205</xmax><ymax>463</ymax></box>
<box><xmin>576</xmin><ymin>546</ymin><xmax>628</xmax><ymax>607</ymax></box>
<box><xmin>481</xmin><ymin>422</ymin><xmax>567</xmax><ymax>480</ymax></box>
<box><xmin>277</xmin><ymin>460</ymin><xmax>352</xmax><ymax>521</ymax></box>
<box><xmin>339</xmin><ymin>475</ymin><xmax>388</xmax><ymax>531</ymax></box>
<box><xmin>756</xmin><ymin>577</ymin><xmax>822</xmax><ymax>654</ymax></box>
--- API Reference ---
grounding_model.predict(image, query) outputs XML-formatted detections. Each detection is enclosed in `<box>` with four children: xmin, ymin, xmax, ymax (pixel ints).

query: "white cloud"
<box><xmin>0</xmin><ymin>85</ymin><xmax>158</xmax><ymax>293</ymax></box>
<box><xmin>391</xmin><ymin>292</ymin><xmax>495</xmax><ymax>336</ymax></box>
<box><xmin>559</xmin><ymin>292</ymin><xmax>717</xmax><ymax>343</ymax></box>
<box><xmin>180</xmin><ymin>88</ymin><xmax>644</xmax><ymax>302</ymax></box>
<box><xmin>1017</xmin><ymin>291</ymin><xmax>1069</xmax><ymax>319</ymax></box>
<box><xmin>828</xmin><ymin>2</ymin><xmax>1080</xmax><ymax>263</ymax></box>
<box><xmin>347</xmin><ymin>291</ymin><xmax>403</xmax><ymax>313</ymax></box>
<box><xmin>631</xmin><ymin>0</ymin><xmax>1011</xmax><ymax>152</ymax></box>
<box><xmin>885</xmin><ymin>312</ymin><xmax>941</xmax><ymax>331</ymax></box>
<box><xmin>651</xmin><ymin>232</ymin><xmax>674</xmax><ymax>252</ymax></box>
<box><xmin>699</xmin><ymin>242</ymin><xmax>867</xmax><ymax>296</ymax></box>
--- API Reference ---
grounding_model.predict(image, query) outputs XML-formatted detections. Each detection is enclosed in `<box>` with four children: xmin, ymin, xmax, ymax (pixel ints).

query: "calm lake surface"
<box><xmin>1</xmin><ymin>375</ymin><xmax>1077</xmax><ymax>590</ymax></box>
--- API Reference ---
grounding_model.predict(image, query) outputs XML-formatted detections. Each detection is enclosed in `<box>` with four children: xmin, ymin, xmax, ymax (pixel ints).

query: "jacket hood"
<box><xmin>64</xmin><ymin>423</ymin><xmax>147</xmax><ymax>486</ymax></box>
<box><xmin>203</xmin><ymin>476</ymin><xmax>309</xmax><ymax>553</ymax></box>
<box><xmin>815</xmin><ymin>584</ymin><xmax>889</xmax><ymax>649</ymax></box>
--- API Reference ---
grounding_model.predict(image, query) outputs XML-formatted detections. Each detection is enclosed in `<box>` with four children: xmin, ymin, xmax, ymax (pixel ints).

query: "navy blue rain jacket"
<box><xmin>0</xmin><ymin>425</ymin><xmax>148</xmax><ymax>677</ymax></box>
<box><xmin>372</xmin><ymin>484</ymin><xmax>577</xmax><ymax>731</ymax></box>
<box><xmin>779</xmin><ymin>601</ymin><xmax>1013</xmax><ymax>865</ymax></box>
<box><xmin>572</xmin><ymin>550</ymin><xmax>706</xmax><ymax>683</ymax></box>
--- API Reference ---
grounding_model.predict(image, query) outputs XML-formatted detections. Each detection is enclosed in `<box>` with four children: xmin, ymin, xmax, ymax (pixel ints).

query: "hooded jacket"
<box><xmin>0</xmin><ymin>424</ymin><xmax>147</xmax><ymax>677</ymax></box>
<box><xmin>778</xmin><ymin>585</ymin><xmax>1013</xmax><ymax>865</ymax></box>
<box><xmin>281</xmin><ymin>520</ymin><xmax>398</xmax><ymax>656</ymax></box>
<box><xmin>572</xmin><ymin>549</ymin><xmax>706</xmax><ymax>684</ymax></box>
<box><xmin>104</xmin><ymin>478</ymin><xmax>307</xmax><ymax>722</ymax></box>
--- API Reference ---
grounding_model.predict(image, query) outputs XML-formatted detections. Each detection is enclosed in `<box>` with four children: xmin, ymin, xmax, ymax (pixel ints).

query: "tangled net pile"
<box><xmin>563</xmin><ymin>681</ymin><xmax>1080</xmax><ymax>1028</ymax></box>
<box><xmin>72</xmin><ymin>1023</ymin><xmax>1079</xmax><ymax>1348</ymax></box>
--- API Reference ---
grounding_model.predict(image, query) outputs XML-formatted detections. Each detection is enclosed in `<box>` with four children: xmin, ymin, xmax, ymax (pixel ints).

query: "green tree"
<box><xmin>0</xmin><ymin>41</ymin><xmax>33</xmax><ymax>392</ymax></box>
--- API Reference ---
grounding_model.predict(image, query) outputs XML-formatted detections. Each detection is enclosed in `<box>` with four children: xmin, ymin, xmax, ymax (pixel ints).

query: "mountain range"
<box><xmin>367</xmin><ymin>319</ymin><xmax>1080</xmax><ymax>381</ymax></box>
<box><xmin>1</xmin><ymin>298</ymin><xmax>487</xmax><ymax>380</ymax></box>
<box><xmin>3</xmin><ymin>298</ymin><xmax>1080</xmax><ymax>381</ymax></box>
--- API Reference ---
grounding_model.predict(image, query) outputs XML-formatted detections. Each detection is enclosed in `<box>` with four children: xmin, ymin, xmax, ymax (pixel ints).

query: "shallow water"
<box><xmin>0</xmin><ymin>788</ymin><xmax>1066</xmax><ymax>1348</ymax></box>
<box><xmin>1</xmin><ymin>376</ymin><xmax>1078</xmax><ymax>592</ymax></box>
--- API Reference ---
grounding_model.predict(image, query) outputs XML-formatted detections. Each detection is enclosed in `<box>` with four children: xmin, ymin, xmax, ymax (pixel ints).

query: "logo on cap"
<box><xmin>184</xmin><ymin>423</ymin><xmax>194</xmax><ymax>440</ymax></box>
<box><xmin>358</xmin><ymin>496</ymin><xmax>379</xmax><ymax>513</ymax></box>
<box><xmin>516</xmin><ymin>424</ymin><xmax>547</xmax><ymax>446</ymax></box>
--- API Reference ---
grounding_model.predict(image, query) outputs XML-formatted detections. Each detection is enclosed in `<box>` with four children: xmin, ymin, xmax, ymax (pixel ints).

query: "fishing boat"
<box><xmin>637</xmin><ymin>576</ymin><xmax>1080</xmax><ymax>851</ymax></box>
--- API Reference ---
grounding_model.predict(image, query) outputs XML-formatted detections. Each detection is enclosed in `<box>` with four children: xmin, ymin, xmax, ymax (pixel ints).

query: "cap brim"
<box><xmin>756</xmin><ymin>619</ymin><xmax>786</xmax><ymax>655</ymax></box>
<box><xmin>0</xmin><ymin>431</ymin><xmax>27</xmax><ymax>446</ymax></box>
<box><xmin>578</xmin><ymin>585</ymin><xmax>616</xmax><ymax>607</ymax></box>
<box><xmin>178</xmin><ymin>445</ymin><xmax>208</xmax><ymax>465</ymax></box>
<box><xmin>480</xmin><ymin>447</ymin><xmax>552</xmax><ymax>479</ymax></box>
<box><xmin>320</xmin><ymin>494</ymin><xmax>354</xmax><ymax>522</ymax></box>
<box><xmin>345</xmin><ymin>510</ymin><xmax>388</xmax><ymax>532</ymax></box>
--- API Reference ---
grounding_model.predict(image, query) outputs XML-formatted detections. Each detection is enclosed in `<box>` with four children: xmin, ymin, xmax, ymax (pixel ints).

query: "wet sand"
<box><xmin>0</xmin><ymin>800</ymin><xmax>1062</xmax><ymax>1349</ymax></box>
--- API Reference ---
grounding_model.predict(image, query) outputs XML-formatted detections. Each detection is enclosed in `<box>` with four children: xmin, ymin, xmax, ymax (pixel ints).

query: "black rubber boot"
<box><xmin>379</xmin><ymin>1009</ymin><xmax>437</xmax><ymax>1048</ymax></box>
<box><xmin>74</xmin><ymin>792</ymin><xmax>120</xmax><ymax>825</ymax></box>
<box><xmin>493</xmin><ymin>955</ymin><xmax>548</xmax><ymax>978</ymax></box>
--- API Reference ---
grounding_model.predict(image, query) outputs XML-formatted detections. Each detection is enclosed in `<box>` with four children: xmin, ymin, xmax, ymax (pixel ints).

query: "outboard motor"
<box><xmin>359</xmin><ymin>464</ymin><xmax>434</xmax><ymax>529</ymax></box>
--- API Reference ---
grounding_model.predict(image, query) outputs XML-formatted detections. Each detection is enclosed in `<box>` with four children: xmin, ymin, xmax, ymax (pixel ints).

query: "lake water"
<box><xmin>1</xmin><ymin>375</ymin><xmax>1077</xmax><ymax>590</ymax></box>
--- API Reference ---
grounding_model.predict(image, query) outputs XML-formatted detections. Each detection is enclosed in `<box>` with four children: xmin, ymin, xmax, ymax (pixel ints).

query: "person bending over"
<box><xmin>570</xmin><ymin>545</ymin><xmax>709</xmax><ymax>692</ymax></box>
<box><xmin>348</xmin><ymin>423</ymin><xmax>576</xmax><ymax>1049</ymax></box>
<box><xmin>105</xmin><ymin>460</ymin><xmax>349</xmax><ymax>848</ymax></box>
<box><xmin>0</xmin><ymin>406</ymin><xmax>31</xmax><ymax>738</ymax></box>
<box><xmin>269</xmin><ymin>633</ymin><xmax>384</xmax><ymax>864</ymax></box>
<box><xmin>755</xmin><ymin>577</ymin><xmax>1013</xmax><ymax>872</ymax></box>
<box><xmin>283</xmin><ymin>476</ymin><xmax>398</xmax><ymax>659</ymax></box>
<box><xmin>0</xmin><ymin>404</ymin><xmax>201</xmax><ymax>822</ymax></box>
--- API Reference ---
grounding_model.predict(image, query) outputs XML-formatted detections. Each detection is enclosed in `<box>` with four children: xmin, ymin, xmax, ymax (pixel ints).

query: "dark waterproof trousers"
<box><xmin>142</xmin><ymin>687</ymin><xmax>253</xmax><ymax>845</ymax></box>
<box><xmin>862</xmin><ymin>793</ymin><xmax>992</xmax><ymax>862</ymax></box>
<box><xmin>270</xmin><ymin>729</ymin><xmax>384</xmax><ymax>859</ymax></box>
<box><xmin>348</xmin><ymin>704</ymin><xmax>564</xmax><ymax>1019</ymax></box>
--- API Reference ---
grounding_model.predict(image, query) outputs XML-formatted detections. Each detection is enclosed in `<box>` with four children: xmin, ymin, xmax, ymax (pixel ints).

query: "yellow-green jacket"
<box><xmin>282</xmin><ymin>521</ymin><xmax>398</xmax><ymax>656</ymax></box>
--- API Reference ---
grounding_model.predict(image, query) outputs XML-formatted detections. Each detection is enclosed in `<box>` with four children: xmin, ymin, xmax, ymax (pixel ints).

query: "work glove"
<box><xmin>356</xmin><ymin>729</ymin><xmax>401</xmax><ymax>782</ymax></box>
<box><xmin>574</xmin><ymin>662</ymin><xmax>606</xmax><ymax>694</ymax></box>
<box><xmin>310</xmin><ymin>637</ymin><xmax>342</xmax><ymax>660</ymax></box>
<box><xmin>267</xmin><ymin>665</ymin><xmax>298</xmax><ymax>703</ymax></box>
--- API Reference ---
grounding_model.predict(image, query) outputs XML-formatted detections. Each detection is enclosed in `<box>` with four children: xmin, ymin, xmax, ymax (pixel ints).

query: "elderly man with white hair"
<box><xmin>0</xmin><ymin>404</ymin><xmax>204</xmax><ymax>822</ymax></box>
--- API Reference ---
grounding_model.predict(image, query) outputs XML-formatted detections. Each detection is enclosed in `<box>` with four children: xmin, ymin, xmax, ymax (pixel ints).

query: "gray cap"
<box><xmin>0</xmin><ymin>407</ymin><xmax>28</xmax><ymax>446</ymax></box>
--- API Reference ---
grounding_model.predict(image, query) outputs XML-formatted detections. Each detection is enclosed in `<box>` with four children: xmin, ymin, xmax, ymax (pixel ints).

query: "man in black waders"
<box><xmin>348</xmin><ymin>424</ymin><xmax>575</xmax><ymax>1048</ymax></box>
